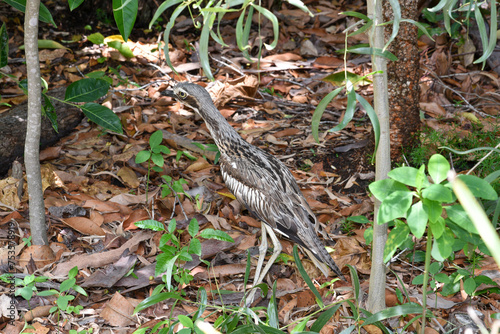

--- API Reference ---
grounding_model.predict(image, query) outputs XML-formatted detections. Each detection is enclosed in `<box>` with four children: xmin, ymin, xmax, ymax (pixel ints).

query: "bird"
<box><xmin>162</xmin><ymin>82</ymin><xmax>345</xmax><ymax>303</ymax></box>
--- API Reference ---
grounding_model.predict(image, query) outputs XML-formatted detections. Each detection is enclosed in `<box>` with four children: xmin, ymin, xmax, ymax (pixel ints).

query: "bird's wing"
<box><xmin>219</xmin><ymin>148</ymin><xmax>345</xmax><ymax>280</ymax></box>
<box><xmin>219</xmin><ymin>149</ymin><xmax>318</xmax><ymax>246</ymax></box>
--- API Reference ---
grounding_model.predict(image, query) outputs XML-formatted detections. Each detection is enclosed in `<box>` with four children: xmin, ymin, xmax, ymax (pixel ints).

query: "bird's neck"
<box><xmin>196</xmin><ymin>104</ymin><xmax>246</xmax><ymax>154</ymax></box>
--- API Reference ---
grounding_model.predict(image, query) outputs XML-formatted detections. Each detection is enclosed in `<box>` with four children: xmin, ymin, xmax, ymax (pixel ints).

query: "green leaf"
<box><xmin>163</xmin><ymin>4</ymin><xmax>187</xmax><ymax>74</ymax></box>
<box><xmin>422</xmin><ymin>198</ymin><xmax>442</xmax><ymax>223</ymax></box>
<box><xmin>457</xmin><ymin>175</ymin><xmax>498</xmax><ymax>201</ymax></box>
<box><xmin>135</xmin><ymin>220</ymin><xmax>165</xmax><ymax>231</ymax></box>
<box><xmin>36</xmin><ymin>289</ymin><xmax>58</xmax><ymax>297</ymax></box>
<box><xmin>384</xmin><ymin>0</ymin><xmax>401</xmax><ymax>51</ymax></box>
<box><xmin>4</xmin><ymin>0</ymin><xmax>57</xmax><ymax>26</ymax></box>
<box><xmin>178</xmin><ymin>315</ymin><xmax>193</xmax><ymax>328</ymax></box>
<box><xmin>293</xmin><ymin>245</ymin><xmax>324</xmax><ymax>308</ymax></box>
<box><xmin>0</xmin><ymin>23</ymin><xmax>8</xmax><ymax>68</ymax></box>
<box><xmin>345</xmin><ymin>46</ymin><xmax>398</xmax><ymax>61</ymax></box>
<box><xmin>369</xmin><ymin>179</ymin><xmax>409</xmax><ymax>201</ymax></box>
<box><xmin>65</xmin><ymin>78</ymin><xmax>110</xmax><ymax>102</ymax></box>
<box><xmin>445</xmin><ymin>205</ymin><xmax>478</xmax><ymax>234</ymax></box>
<box><xmin>168</xmin><ymin>219</ymin><xmax>176</xmax><ymax>233</ymax></box>
<box><xmin>286</xmin><ymin>0</ymin><xmax>313</xmax><ymax>15</ymax></box>
<box><xmin>407</xmin><ymin>202</ymin><xmax>428</xmax><ymax>239</ymax></box>
<box><xmin>106</xmin><ymin>40</ymin><xmax>134</xmax><ymax>58</ymax></box>
<box><xmin>310</xmin><ymin>303</ymin><xmax>342</xmax><ymax>332</ymax></box>
<box><xmin>149</xmin><ymin>0</ymin><xmax>183</xmax><ymax>29</ymax></box>
<box><xmin>250</xmin><ymin>4</ymin><xmax>279</xmax><ymax>50</ymax></box>
<box><xmin>88</xmin><ymin>32</ymin><xmax>105</xmax><ymax>44</ymax></box>
<box><xmin>362</xmin><ymin>303</ymin><xmax>423</xmax><ymax>326</ymax></box>
<box><xmin>189</xmin><ymin>238</ymin><xmax>201</xmax><ymax>256</ymax></box>
<box><xmin>412</xmin><ymin>274</ymin><xmax>424</xmax><ymax>285</ymax></box>
<box><xmin>463</xmin><ymin>277</ymin><xmax>476</xmax><ymax>296</ymax></box>
<box><xmin>199</xmin><ymin>12</ymin><xmax>216</xmax><ymax>80</ymax></box>
<box><xmin>428</xmin><ymin>154</ymin><xmax>450</xmax><ymax>184</ymax></box>
<box><xmin>429</xmin><ymin>216</ymin><xmax>445</xmax><ymax>238</ymax></box>
<box><xmin>384</xmin><ymin>221</ymin><xmax>410</xmax><ymax>262</ymax></box>
<box><xmin>149</xmin><ymin>130</ymin><xmax>163</xmax><ymax>148</ymax></box>
<box><xmin>422</xmin><ymin>184</ymin><xmax>453</xmax><ymax>203</ymax></box>
<box><xmin>68</xmin><ymin>0</ymin><xmax>84</xmax><ymax>11</ymax></box>
<box><xmin>80</xmin><ymin>103</ymin><xmax>123</xmax><ymax>134</ymax></box>
<box><xmin>330</xmin><ymin>86</ymin><xmax>356</xmax><ymax>132</ymax></box>
<box><xmin>388</xmin><ymin>167</ymin><xmax>427</xmax><ymax>188</ymax></box>
<box><xmin>312</xmin><ymin>87</ymin><xmax>343</xmax><ymax>143</ymax></box>
<box><xmin>200</xmin><ymin>228</ymin><xmax>234</xmax><ymax>242</ymax></box>
<box><xmin>59</xmin><ymin>278</ymin><xmax>76</xmax><ymax>292</ymax></box>
<box><xmin>474</xmin><ymin>0</ymin><xmax>497</xmax><ymax>64</ymax></box>
<box><xmin>188</xmin><ymin>218</ymin><xmax>199</xmax><ymax>238</ymax></box>
<box><xmin>135</xmin><ymin>150</ymin><xmax>151</xmax><ymax>164</ymax></box>
<box><xmin>435</xmin><ymin>227</ymin><xmax>455</xmax><ymax>260</ymax></box>
<box><xmin>377</xmin><ymin>190</ymin><xmax>414</xmax><ymax>224</ymax></box>
<box><xmin>133</xmin><ymin>292</ymin><xmax>184</xmax><ymax>314</ymax></box>
<box><xmin>268</xmin><ymin>281</ymin><xmax>279</xmax><ymax>329</ymax></box>
<box><xmin>356</xmin><ymin>93</ymin><xmax>379</xmax><ymax>159</ymax></box>
<box><xmin>112</xmin><ymin>0</ymin><xmax>138</xmax><ymax>41</ymax></box>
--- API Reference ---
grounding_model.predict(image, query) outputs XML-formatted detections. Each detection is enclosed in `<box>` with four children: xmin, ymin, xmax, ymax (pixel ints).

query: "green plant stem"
<box><xmin>421</xmin><ymin>226</ymin><xmax>433</xmax><ymax>334</ymax></box>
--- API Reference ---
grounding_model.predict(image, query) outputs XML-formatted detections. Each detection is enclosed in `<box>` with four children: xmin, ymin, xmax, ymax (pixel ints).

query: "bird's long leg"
<box><xmin>246</xmin><ymin>223</ymin><xmax>282</xmax><ymax>306</ymax></box>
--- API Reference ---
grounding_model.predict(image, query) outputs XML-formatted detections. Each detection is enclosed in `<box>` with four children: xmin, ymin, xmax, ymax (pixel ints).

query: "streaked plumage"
<box><xmin>163</xmin><ymin>82</ymin><xmax>345</xmax><ymax>297</ymax></box>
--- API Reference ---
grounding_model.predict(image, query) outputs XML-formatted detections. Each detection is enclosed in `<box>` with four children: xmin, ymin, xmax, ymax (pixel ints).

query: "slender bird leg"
<box><xmin>246</xmin><ymin>224</ymin><xmax>282</xmax><ymax>306</ymax></box>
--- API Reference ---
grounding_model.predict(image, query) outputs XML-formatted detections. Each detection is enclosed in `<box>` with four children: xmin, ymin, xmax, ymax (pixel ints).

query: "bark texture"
<box><xmin>383</xmin><ymin>0</ymin><xmax>421</xmax><ymax>161</ymax></box>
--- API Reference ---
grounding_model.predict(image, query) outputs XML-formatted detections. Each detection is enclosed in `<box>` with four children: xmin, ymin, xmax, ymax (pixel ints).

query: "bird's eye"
<box><xmin>178</xmin><ymin>90</ymin><xmax>187</xmax><ymax>99</ymax></box>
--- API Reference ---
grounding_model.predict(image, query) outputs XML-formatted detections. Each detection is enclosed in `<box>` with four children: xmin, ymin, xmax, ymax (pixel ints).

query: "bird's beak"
<box><xmin>161</xmin><ymin>90</ymin><xmax>176</xmax><ymax>98</ymax></box>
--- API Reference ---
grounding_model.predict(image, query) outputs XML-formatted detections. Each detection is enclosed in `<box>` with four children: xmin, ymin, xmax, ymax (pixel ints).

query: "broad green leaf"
<box><xmin>178</xmin><ymin>315</ymin><xmax>193</xmax><ymax>328</ymax></box>
<box><xmin>377</xmin><ymin>190</ymin><xmax>414</xmax><ymax>224</ymax></box>
<box><xmin>189</xmin><ymin>238</ymin><xmax>202</xmax><ymax>256</ymax></box>
<box><xmin>407</xmin><ymin>202</ymin><xmax>428</xmax><ymax>239</ymax></box>
<box><xmin>59</xmin><ymin>278</ymin><xmax>76</xmax><ymax>292</ymax></box>
<box><xmin>149</xmin><ymin>130</ymin><xmax>163</xmax><ymax>148</ymax></box>
<box><xmin>65</xmin><ymin>78</ymin><xmax>110</xmax><ymax>102</ymax></box>
<box><xmin>422</xmin><ymin>198</ymin><xmax>442</xmax><ymax>223</ymax></box>
<box><xmin>463</xmin><ymin>277</ymin><xmax>476</xmax><ymax>296</ymax></box>
<box><xmin>200</xmin><ymin>228</ymin><xmax>234</xmax><ymax>242</ymax></box>
<box><xmin>422</xmin><ymin>184</ymin><xmax>453</xmax><ymax>203</ymax></box>
<box><xmin>112</xmin><ymin>0</ymin><xmax>138</xmax><ymax>41</ymax></box>
<box><xmin>107</xmin><ymin>40</ymin><xmax>134</xmax><ymax>58</ymax></box>
<box><xmin>151</xmin><ymin>153</ymin><xmax>164</xmax><ymax>167</ymax></box>
<box><xmin>68</xmin><ymin>0</ymin><xmax>84</xmax><ymax>11</ymax></box>
<box><xmin>311</xmin><ymin>87</ymin><xmax>343</xmax><ymax>142</ymax></box>
<box><xmin>457</xmin><ymin>175</ymin><xmax>498</xmax><ymax>201</ymax></box>
<box><xmin>384</xmin><ymin>221</ymin><xmax>409</xmax><ymax>262</ymax></box>
<box><xmin>415</xmin><ymin>164</ymin><xmax>426</xmax><ymax>192</ymax></box>
<box><xmin>445</xmin><ymin>205</ymin><xmax>478</xmax><ymax>234</ymax></box>
<box><xmin>3</xmin><ymin>0</ymin><xmax>56</xmax><ymax>26</ymax></box>
<box><xmin>80</xmin><ymin>103</ymin><xmax>123</xmax><ymax>133</ymax></box>
<box><xmin>369</xmin><ymin>178</ymin><xmax>408</xmax><ymax>201</ymax></box>
<box><xmin>435</xmin><ymin>227</ymin><xmax>455</xmax><ymax>259</ymax></box>
<box><xmin>428</xmin><ymin>154</ymin><xmax>450</xmax><ymax>184</ymax></box>
<box><xmin>135</xmin><ymin>220</ymin><xmax>165</xmax><ymax>231</ymax></box>
<box><xmin>135</xmin><ymin>150</ymin><xmax>151</xmax><ymax>164</ymax></box>
<box><xmin>0</xmin><ymin>23</ymin><xmax>8</xmax><ymax>68</ymax></box>
<box><xmin>429</xmin><ymin>216</ymin><xmax>445</xmax><ymax>238</ymax></box>
<box><xmin>388</xmin><ymin>166</ymin><xmax>427</xmax><ymax>188</ymax></box>
<box><xmin>88</xmin><ymin>33</ymin><xmax>105</xmax><ymax>44</ymax></box>
<box><xmin>188</xmin><ymin>218</ymin><xmax>199</xmax><ymax>238</ymax></box>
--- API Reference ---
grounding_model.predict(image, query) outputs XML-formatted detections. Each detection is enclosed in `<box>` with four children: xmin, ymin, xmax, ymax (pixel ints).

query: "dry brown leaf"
<box><xmin>185</xmin><ymin>158</ymin><xmax>212</xmax><ymax>173</ymax></box>
<box><xmin>273</xmin><ymin>128</ymin><xmax>301</xmax><ymax>138</ymax></box>
<box><xmin>100</xmin><ymin>292</ymin><xmax>136</xmax><ymax>326</ymax></box>
<box><xmin>18</xmin><ymin>245</ymin><xmax>55</xmax><ymax>269</ymax></box>
<box><xmin>123</xmin><ymin>209</ymin><xmax>150</xmax><ymax>230</ymax></box>
<box><xmin>117</xmin><ymin>166</ymin><xmax>140</xmax><ymax>188</ymax></box>
<box><xmin>20</xmin><ymin>321</ymin><xmax>50</xmax><ymax>334</ymax></box>
<box><xmin>61</xmin><ymin>216</ymin><xmax>106</xmax><ymax>236</ymax></box>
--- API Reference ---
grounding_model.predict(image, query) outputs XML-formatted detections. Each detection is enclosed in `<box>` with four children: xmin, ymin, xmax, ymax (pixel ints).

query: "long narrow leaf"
<box><xmin>310</xmin><ymin>303</ymin><xmax>343</xmax><ymax>332</ymax></box>
<box><xmin>200</xmin><ymin>12</ymin><xmax>216</xmax><ymax>80</ymax></box>
<box><xmin>384</xmin><ymin>0</ymin><xmax>401</xmax><ymax>50</ymax></box>
<box><xmin>133</xmin><ymin>292</ymin><xmax>184</xmax><ymax>314</ymax></box>
<box><xmin>475</xmin><ymin>0</ymin><xmax>497</xmax><ymax>64</ymax></box>
<box><xmin>164</xmin><ymin>4</ymin><xmax>188</xmax><ymax>74</ymax></box>
<box><xmin>427</xmin><ymin>0</ymin><xmax>449</xmax><ymax>12</ymax></box>
<box><xmin>149</xmin><ymin>0</ymin><xmax>183</xmax><ymax>28</ymax></box>
<box><xmin>312</xmin><ymin>87</ymin><xmax>344</xmax><ymax>142</ymax></box>
<box><xmin>292</xmin><ymin>245</ymin><xmax>324</xmax><ymax>308</ymax></box>
<box><xmin>331</xmin><ymin>86</ymin><xmax>356</xmax><ymax>132</ymax></box>
<box><xmin>356</xmin><ymin>93</ymin><xmax>380</xmax><ymax>158</ymax></box>
<box><xmin>251</xmin><ymin>4</ymin><xmax>279</xmax><ymax>50</ymax></box>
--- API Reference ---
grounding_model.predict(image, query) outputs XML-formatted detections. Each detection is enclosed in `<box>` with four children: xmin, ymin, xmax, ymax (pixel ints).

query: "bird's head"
<box><xmin>162</xmin><ymin>82</ymin><xmax>212</xmax><ymax>114</ymax></box>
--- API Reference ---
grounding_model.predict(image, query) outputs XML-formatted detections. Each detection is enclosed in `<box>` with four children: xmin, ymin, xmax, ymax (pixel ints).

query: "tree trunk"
<box><xmin>383</xmin><ymin>0</ymin><xmax>421</xmax><ymax>162</ymax></box>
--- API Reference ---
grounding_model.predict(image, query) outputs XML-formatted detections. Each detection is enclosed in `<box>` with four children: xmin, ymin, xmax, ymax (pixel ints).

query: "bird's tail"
<box><xmin>301</xmin><ymin>229</ymin><xmax>346</xmax><ymax>281</ymax></box>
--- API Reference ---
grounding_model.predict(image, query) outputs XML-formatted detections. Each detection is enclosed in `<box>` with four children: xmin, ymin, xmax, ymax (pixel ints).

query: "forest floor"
<box><xmin>0</xmin><ymin>1</ymin><xmax>500</xmax><ymax>333</ymax></box>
